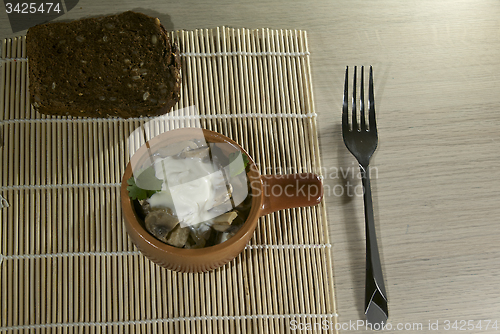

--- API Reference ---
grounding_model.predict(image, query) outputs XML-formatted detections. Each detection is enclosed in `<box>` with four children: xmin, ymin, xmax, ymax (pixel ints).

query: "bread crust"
<box><xmin>27</xmin><ymin>11</ymin><xmax>181</xmax><ymax>118</ymax></box>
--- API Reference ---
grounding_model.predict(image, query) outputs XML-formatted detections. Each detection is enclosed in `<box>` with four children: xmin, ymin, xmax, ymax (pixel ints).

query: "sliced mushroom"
<box><xmin>189</xmin><ymin>223</ymin><xmax>211</xmax><ymax>243</ymax></box>
<box><xmin>207</xmin><ymin>172</ymin><xmax>234</xmax><ymax>214</ymax></box>
<box><xmin>144</xmin><ymin>209</ymin><xmax>179</xmax><ymax>243</ymax></box>
<box><xmin>234</xmin><ymin>195</ymin><xmax>252</xmax><ymax>215</ymax></box>
<box><xmin>211</xmin><ymin>182</ymin><xmax>233</xmax><ymax>208</ymax></box>
<box><xmin>156</xmin><ymin>140</ymin><xmax>198</xmax><ymax>158</ymax></box>
<box><xmin>211</xmin><ymin>211</ymin><xmax>238</xmax><ymax>232</ymax></box>
<box><xmin>228</xmin><ymin>172</ymin><xmax>250</xmax><ymax>207</ymax></box>
<box><xmin>218</xmin><ymin>231</ymin><xmax>236</xmax><ymax>244</ymax></box>
<box><xmin>183</xmin><ymin>235</ymin><xmax>198</xmax><ymax>249</ymax></box>
<box><xmin>166</xmin><ymin>225</ymin><xmax>190</xmax><ymax>247</ymax></box>
<box><xmin>187</xmin><ymin>224</ymin><xmax>212</xmax><ymax>249</ymax></box>
<box><xmin>138</xmin><ymin>199</ymin><xmax>151</xmax><ymax>217</ymax></box>
<box><xmin>179</xmin><ymin>145</ymin><xmax>210</xmax><ymax>160</ymax></box>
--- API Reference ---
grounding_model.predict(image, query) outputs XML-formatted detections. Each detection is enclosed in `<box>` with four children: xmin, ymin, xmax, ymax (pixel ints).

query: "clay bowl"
<box><xmin>121</xmin><ymin>128</ymin><xmax>323</xmax><ymax>273</ymax></box>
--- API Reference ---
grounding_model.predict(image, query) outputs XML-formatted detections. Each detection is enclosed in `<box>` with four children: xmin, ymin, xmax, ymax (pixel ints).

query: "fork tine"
<box><xmin>352</xmin><ymin>66</ymin><xmax>357</xmax><ymax>131</ymax></box>
<box><xmin>368</xmin><ymin>66</ymin><xmax>377</xmax><ymax>132</ymax></box>
<box><xmin>360</xmin><ymin>66</ymin><xmax>366</xmax><ymax>131</ymax></box>
<box><xmin>342</xmin><ymin>66</ymin><xmax>349</xmax><ymax>130</ymax></box>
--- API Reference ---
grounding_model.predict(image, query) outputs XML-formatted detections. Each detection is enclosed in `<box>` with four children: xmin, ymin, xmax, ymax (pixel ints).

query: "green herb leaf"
<box><xmin>228</xmin><ymin>151</ymin><xmax>250</xmax><ymax>177</ymax></box>
<box><xmin>127</xmin><ymin>166</ymin><xmax>163</xmax><ymax>200</ymax></box>
<box><xmin>127</xmin><ymin>177</ymin><xmax>148</xmax><ymax>200</ymax></box>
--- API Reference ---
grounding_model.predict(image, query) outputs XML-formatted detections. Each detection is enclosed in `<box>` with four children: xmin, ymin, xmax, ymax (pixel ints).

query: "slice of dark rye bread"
<box><xmin>26</xmin><ymin>11</ymin><xmax>181</xmax><ymax>118</ymax></box>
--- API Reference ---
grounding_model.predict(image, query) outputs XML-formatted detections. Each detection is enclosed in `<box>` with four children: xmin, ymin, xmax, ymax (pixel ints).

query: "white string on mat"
<box><xmin>0</xmin><ymin>183</ymin><xmax>117</xmax><ymax>209</ymax></box>
<box><xmin>0</xmin><ymin>244</ymin><xmax>332</xmax><ymax>262</ymax></box>
<box><xmin>180</xmin><ymin>51</ymin><xmax>310</xmax><ymax>57</ymax></box>
<box><xmin>0</xmin><ymin>183</ymin><xmax>120</xmax><ymax>191</ymax></box>
<box><xmin>0</xmin><ymin>112</ymin><xmax>317</xmax><ymax>126</ymax></box>
<box><xmin>0</xmin><ymin>57</ymin><xmax>27</xmax><ymax>63</ymax></box>
<box><xmin>0</xmin><ymin>251</ymin><xmax>141</xmax><ymax>261</ymax></box>
<box><xmin>0</xmin><ymin>50</ymin><xmax>310</xmax><ymax>63</ymax></box>
<box><xmin>246</xmin><ymin>244</ymin><xmax>332</xmax><ymax>250</ymax></box>
<box><xmin>0</xmin><ymin>313</ymin><xmax>337</xmax><ymax>331</ymax></box>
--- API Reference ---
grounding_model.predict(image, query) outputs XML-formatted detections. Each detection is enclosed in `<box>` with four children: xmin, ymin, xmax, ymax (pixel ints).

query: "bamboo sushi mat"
<box><xmin>0</xmin><ymin>27</ymin><xmax>337</xmax><ymax>333</ymax></box>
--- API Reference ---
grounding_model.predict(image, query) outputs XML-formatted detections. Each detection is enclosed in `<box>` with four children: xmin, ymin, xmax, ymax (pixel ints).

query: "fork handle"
<box><xmin>360</xmin><ymin>165</ymin><xmax>389</xmax><ymax>325</ymax></box>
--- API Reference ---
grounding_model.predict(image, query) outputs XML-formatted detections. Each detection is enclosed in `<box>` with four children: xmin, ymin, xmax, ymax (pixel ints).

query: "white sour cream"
<box><xmin>147</xmin><ymin>155</ymin><xmax>229</xmax><ymax>228</ymax></box>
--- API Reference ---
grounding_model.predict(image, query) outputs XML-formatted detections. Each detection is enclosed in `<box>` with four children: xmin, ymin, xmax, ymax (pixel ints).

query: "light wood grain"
<box><xmin>1</xmin><ymin>0</ymin><xmax>500</xmax><ymax>333</ymax></box>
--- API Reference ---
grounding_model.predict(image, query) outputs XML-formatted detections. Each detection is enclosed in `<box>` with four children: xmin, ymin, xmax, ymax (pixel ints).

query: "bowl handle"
<box><xmin>259</xmin><ymin>173</ymin><xmax>323</xmax><ymax>217</ymax></box>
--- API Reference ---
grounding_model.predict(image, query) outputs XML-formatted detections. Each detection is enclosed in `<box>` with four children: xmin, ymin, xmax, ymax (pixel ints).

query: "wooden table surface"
<box><xmin>2</xmin><ymin>0</ymin><xmax>500</xmax><ymax>333</ymax></box>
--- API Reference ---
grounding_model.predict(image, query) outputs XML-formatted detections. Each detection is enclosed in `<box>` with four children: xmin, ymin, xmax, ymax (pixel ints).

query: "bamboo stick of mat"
<box><xmin>0</xmin><ymin>28</ymin><xmax>337</xmax><ymax>333</ymax></box>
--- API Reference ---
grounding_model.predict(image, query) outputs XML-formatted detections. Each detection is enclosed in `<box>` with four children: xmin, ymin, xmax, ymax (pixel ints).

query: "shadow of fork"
<box><xmin>333</xmin><ymin>122</ymin><xmax>366</xmax><ymax>319</ymax></box>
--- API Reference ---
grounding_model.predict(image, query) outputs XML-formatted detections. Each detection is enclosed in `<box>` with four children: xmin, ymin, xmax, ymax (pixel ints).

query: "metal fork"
<box><xmin>342</xmin><ymin>66</ymin><xmax>388</xmax><ymax>325</ymax></box>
